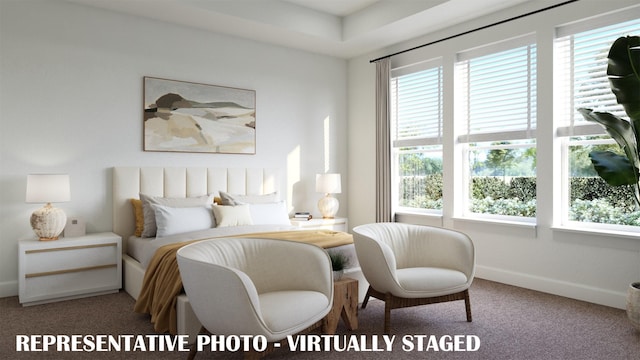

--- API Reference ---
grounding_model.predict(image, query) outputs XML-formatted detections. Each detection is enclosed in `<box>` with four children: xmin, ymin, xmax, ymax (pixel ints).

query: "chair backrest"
<box><xmin>178</xmin><ymin>237</ymin><xmax>332</xmax><ymax>294</ymax></box>
<box><xmin>176</xmin><ymin>237</ymin><xmax>333</xmax><ymax>337</ymax></box>
<box><xmin>353</xmin><ymin>222</ymin><xmax>475</xmax><ymax>284</ymax></box>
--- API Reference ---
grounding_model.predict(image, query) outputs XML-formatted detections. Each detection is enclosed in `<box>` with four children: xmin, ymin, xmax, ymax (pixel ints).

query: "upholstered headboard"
<box><xmin>112</xmin><ymin>167</ymin><xmax>280</xmax><ymax>248</ymax></box>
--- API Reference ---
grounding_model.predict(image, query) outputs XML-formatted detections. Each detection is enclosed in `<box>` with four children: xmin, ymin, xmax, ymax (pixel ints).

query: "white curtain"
<box><xmin>375</xmin><ymin>58</ymin><xmax>392</xmax><ymax>223</ymax></box>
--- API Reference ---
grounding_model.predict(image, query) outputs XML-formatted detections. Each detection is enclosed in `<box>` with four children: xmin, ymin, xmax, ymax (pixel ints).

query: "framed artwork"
<box><xmin>143</xmin><ymin>76</ymin><xmax>256</xmax><ymax>154</ymax></box>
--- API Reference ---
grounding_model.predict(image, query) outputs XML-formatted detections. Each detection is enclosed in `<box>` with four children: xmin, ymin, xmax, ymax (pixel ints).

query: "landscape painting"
<box><xmin>143</xmin><ymin>77</ymin><xmax>256</xmax><ymax>154</ymax></box>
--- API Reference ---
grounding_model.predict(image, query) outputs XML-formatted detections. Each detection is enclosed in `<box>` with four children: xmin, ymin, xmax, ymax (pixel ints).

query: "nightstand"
<box><xmin>19</xmin><ymin>232</ymin><xmax>122</xmax><ymax>306</ymax></box>
<box><xmin>290</xmin><ymin>217</ymin><xmax>348</xmax><ymax>232</ymax></box>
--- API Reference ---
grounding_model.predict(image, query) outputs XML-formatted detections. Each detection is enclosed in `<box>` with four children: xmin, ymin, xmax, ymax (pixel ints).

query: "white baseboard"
<box><xmin>0</xmin><ymin>280</ymin><xmax>18</xmax><ymax>298</ymax></box>
<box><xmin>476</xmin><ymin>265</ymin><xmax>626</xmax><ymax>310</ymax></box>
<box><xmin>2</xmin><ymin>265</ymin><xmax>626</xmax><ymax>310</ymax></box>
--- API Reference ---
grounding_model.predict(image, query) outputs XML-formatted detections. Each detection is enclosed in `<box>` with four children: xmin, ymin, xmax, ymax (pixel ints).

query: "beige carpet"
<box><xmin>1</xmin><ymin>279</ymin><xmax>639</xmax><ymax>359</ymax></box>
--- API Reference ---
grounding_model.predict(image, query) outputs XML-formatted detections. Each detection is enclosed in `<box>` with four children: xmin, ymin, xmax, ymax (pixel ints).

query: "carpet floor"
<box><xmin>1</xmin><ymin>279</ymin><xmax>639</xmax><ymax>359</ymax></box>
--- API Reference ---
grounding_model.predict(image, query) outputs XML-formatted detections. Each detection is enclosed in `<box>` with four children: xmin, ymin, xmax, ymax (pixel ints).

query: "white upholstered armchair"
<box><xmin>353</xmin><ymin>222</ymin><xmax>475</xmax><ymax>333</ymax></box>
<box><xmin>176</xmin><ymin>237</ymin><xmax>334</xmax><ymax>359</ymax></box>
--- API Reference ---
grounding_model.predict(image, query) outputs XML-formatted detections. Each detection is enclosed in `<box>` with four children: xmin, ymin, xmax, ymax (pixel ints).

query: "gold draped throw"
<box><xmin>133</xmin><ymin>230</ymin><xmax>353</xmax><ymax>334</ymax></box>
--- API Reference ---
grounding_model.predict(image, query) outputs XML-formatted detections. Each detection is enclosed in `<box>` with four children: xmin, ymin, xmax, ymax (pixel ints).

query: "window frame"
<box><xmin>455</xmin><ymin>35</ymin><xmax>538</xmax><ymax>221</ymax></box>
<box><xmin>384</xmin><ymin>3</ymin><xmax>640</xmax><ymax>236</ymax></box>
<box><xmin>554</xmin><ymin>14</ymin><xmax>640</xmax><ymax>230</ymax></box>
<box><xmin>390</xmin><ymin>58</ymin><xmax>444</xmax><ymax>215</ymax></box>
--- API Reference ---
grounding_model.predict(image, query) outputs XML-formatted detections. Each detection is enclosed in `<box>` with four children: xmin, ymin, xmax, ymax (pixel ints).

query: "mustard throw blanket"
<box><xmin>133</xmin><ymin>230</ymin><xmax>353</xmax><ymax>334</ymax></box>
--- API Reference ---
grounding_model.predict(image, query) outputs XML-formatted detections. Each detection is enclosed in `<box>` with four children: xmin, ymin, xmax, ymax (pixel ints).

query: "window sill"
<box><xmin>395</xmin><ymin>209</ymin><xmax>443</xmax><ymax>218</ymax></box>
<box><xmin>395</xmin><ymin>211</ymin><xmax>443</xmax><ymax>227</ymax></box>
<box><xmin>453</xmin><ymin>215</ymin><xmax>536</xmax><ymax>228</ymax></box>
<box><xmin>552</xmin><ymin>224</ymin><xmax>640</xmax><ymax>240</ymax></box>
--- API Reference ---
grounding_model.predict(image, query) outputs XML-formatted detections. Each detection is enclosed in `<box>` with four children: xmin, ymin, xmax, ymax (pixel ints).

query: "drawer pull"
<box><xmin>25</xmin><ymin>264</ymin><xmax>117</xmax><ymax>278</ymax></box>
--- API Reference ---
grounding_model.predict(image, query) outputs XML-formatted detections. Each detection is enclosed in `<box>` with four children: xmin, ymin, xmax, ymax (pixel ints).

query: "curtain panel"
<box><xmin>375</xmin><ymin>58</ymin><xmax>392</xmax><ymax>223</ymax></box>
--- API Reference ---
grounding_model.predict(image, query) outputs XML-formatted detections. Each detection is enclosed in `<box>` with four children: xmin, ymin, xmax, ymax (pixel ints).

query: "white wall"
<box><xmin>348</xmin><ymin>0</ymin><xmax>640</xmax><ymax>309</ymax></box>
<box><xmin>0</xmin><ymin>0</ymin><xmax>347</xmax><ymax>296</ymax></box>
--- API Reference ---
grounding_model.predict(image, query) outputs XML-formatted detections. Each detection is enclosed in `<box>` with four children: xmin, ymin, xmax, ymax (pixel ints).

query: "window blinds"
<box><xmin>457</xmin><ymin>39</ymin><xmax>537</xmax><ymax>143</ymax></box>
<box><xmin>391</xmin><ymin>64</ymin><xmax>443</xmax><ymax>148</ymax></box>
<box><xmin>555</xmin><ymin>17</ymin><xmax>640</xmax><ymax>137</ymax></box>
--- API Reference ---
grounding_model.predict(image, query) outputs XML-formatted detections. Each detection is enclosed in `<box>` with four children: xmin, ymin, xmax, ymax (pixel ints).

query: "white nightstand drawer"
<box><xmin>290</xmin><ymin>217</ymin><xmax>348</xmax><ymax>232</ymax></box>
<box><xmin>22</xmin><ymin>242</ymin><xmax>118</xmax><ymax>274</ymax></box>
<box><xmin>19</xmin><ymin>232</ymin><xmax>122</xmax><ymax>306</ymax></box>
<box><xmin>23</xmin><ymin>266</ymin><xmax>119</xmax><ymax>303</ymax></box>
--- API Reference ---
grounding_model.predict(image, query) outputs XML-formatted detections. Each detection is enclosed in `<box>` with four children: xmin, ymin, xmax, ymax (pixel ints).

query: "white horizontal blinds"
<box><xmin>555</xmin><ymin>17</ymin><xmax>640</xmax><ymax>136</ymax></box>
<box><xmin>457</xmin><ymin>37</ymin><xmax>537</xmax><ymax>143</ymax></box>
<box><xmin>391</xmin><ymin>63</ymin><xmax>443</xmax><ymax>148</ymax></box>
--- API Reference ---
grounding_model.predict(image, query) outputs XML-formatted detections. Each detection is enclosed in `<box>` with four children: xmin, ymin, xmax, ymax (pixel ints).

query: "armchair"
<box><xmin>176</xmin><ymin>237</ymin><xmax>333</xmax><ymax>359</ymax></box>
<box><xmin>353</xmin><ymin>222</ymin><xmax>475</xmax><ymax>333</ymax></box>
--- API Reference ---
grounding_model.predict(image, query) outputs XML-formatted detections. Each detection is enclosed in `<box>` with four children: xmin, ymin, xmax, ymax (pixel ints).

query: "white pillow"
<box><xmin>152</xmin><ymin>204</ymin><xmax>214</xmax><ymax>238</ymax></box>
<box><xmin>212</xmin><ymin>204</ymin><xmax>253</xmax><ymax>227</ymax></box>
<box><xmin>140</xmin><ymin>193</ymin><xmax>213</xmax><ymax>237</ymax></box>
<box><xmin>219</xmin><ymin>191</ymin><xmax>278</xmax><ymax>206</ymax></box>
<box><xmin>249</xmin><ymin>201</ymin><xmax>291</xmax><ymax>225</ymax></box>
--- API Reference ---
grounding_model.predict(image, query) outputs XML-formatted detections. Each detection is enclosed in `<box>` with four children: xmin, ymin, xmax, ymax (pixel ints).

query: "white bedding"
<box><xmin>128</xmin><ymin>224</ymin><xmax>362</xmax><ymax>270</ymax></box>
<box><xmin>126</xmin><ymin>235</ymin><xmax>148</xmax><ymax>263</ymax></box>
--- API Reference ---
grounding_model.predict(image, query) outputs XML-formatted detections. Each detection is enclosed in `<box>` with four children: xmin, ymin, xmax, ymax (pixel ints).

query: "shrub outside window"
<box><xmin>467</xmin><ymin>140</ymin><xmax>536</xmax><ymax>217</ymax></box>
<box><xmin>396</xmin><ymin>145</ymin><xmax>443</xmax><ymax>210</ymax></box>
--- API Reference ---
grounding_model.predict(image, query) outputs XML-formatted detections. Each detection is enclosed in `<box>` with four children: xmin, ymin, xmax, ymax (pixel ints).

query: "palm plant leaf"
<box><xmin>578</xmin><ymin>109</ymin><xmax>640</xmax><ymax>171</ymax></box>
<box><xmin>578</xmin><ymin>35</ymin><xmax>640</xmax><ymax>206</ymax></box>
<box><xmin>607</xmin><ymin>36</ymin><xmax>640</xmax><ymax>125</ymax></box>
<box><xmin>588</xmin><ymin>150</ymin><xmax>638</xmax><ymax>186</ymax></box>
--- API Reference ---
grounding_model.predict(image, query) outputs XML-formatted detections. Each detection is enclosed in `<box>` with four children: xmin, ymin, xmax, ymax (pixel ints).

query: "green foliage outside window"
<box><xmin>397</xmin><ymin>135</ymin><xmax>640</xmax><ymax>225</ymax></box>
<box><xmin>399</xmin><ymin>174</ymin><xmax>639</xmax><ymax>225</ymax></box>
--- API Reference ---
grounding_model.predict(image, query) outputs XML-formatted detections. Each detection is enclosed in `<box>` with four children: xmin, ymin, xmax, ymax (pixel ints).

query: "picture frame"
<box><xmin>143</xmin><ymin>76</ymin><xmax>256</xmax><ymax>154</ymax></box>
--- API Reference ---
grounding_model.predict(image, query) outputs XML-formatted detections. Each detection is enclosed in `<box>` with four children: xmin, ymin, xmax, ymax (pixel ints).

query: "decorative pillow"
<box><xmin>151</xmin><ymin>204</ymin><xmax>214</xmax><ymax>238</ymax></box>
<box><xmin>211</xmin><ymin>204</ymin><xmax>253</xmax><ymax>227</ymax></box>
<box><xmin>130</xmin><ymin>198</ymin><xmax>144</xmax><ymax>237</ymax></box>
<box><xmin>249</xmin><ymin>201</ymin><xmax>291</xmax><ymax>225</ymax></box>
<box><xmin>140</xmin><ymin>193</ymin><xmax>213</xmax><ymax>237</ymax></box>
<box><xmin>219</xmin><ymin>191</ymin><xmax>278</xmax><ymax>206</ymax></box>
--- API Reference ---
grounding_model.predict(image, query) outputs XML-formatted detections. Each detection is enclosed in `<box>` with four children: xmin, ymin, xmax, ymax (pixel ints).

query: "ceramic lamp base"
<box><xmin>30</xmin><ymin>203</ymin><xmax>66</xmax><ymax>241</ymax></box>
<box><xmin>318</xmin><ymin>194</ymin><xmax>339</xmax><ymax>219</ymax></box>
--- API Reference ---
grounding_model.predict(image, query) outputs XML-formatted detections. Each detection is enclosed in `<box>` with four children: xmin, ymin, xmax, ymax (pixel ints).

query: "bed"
<box><xmin>112</xmin><ymin>166</ymin><xmax>367</xmax><ymax>337</ymax></box>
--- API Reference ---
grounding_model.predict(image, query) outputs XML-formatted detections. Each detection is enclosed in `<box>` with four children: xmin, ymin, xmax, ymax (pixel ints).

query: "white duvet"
<box><xmin>133</xmin><ymin>224</ymin><xmax>298</xmax><ymax>268</ymax></box>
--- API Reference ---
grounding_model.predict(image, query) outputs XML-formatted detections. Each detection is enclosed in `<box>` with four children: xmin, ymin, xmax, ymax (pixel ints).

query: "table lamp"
<box><xmin>26</xmin><ymin>174</ymin><xmax>70</xmax><ymax>241</ymax></box>
<box><xmin>316</xmin><ymin>173</ymin><xmax>341</xmax><ymax>219</ymax></box>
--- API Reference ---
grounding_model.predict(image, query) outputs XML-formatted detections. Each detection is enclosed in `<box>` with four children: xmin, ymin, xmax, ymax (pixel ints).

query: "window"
<box><xmin>390</xmin><ymin>60</ymin><xmax>443</xmax><ymax>212</ymax></box>
<box><xmin>556</xmin><ymin>17</ymin><xmax>640</xmax><ymax>228</ymax></box>
<box><xmin>384</xmin><ymin>4</ymin><xmax>640</xmax><ymax>232</ymax></box>
<box><xmin>456</xmin><ymin>36</ymin><xmax>537</xmax><ymax>219</ymax></box>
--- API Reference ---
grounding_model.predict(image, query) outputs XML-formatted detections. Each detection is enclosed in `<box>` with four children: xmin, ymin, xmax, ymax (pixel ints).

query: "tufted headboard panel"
<box><xmin>112</xmin><ymin>167</ymin><xmax>280</xmax><ymax>250</ymax></box>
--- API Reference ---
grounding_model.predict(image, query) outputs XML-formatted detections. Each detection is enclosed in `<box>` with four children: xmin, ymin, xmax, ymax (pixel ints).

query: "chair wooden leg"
<box><xmin>187</xmin><ymin>326</ymin><xmax>207</xmax><ymax>360</ymax></box>
<box><xmin>187</xmin><ymin>345</ymin><xmax>198</xmax><ymax>360</ymax></box>
<box><xmin>464</xmin><ymin>289</ymin><xmax>472</xmax><ymax>322</ymax></box>
<box><xmin>384</xmin><ymin>292</ymin><xmax>392</xmax><ymax>334</ymax></box>
<box><xmin>361</xmin><ymin>286</ymin><xmax>372</xmax><ymax>309</ymax></box>
<box><xmin>244</xmin><ymin>351</ymin><xmax>262</xmax><ymax>360</ymax></box>
<box><xmin>245</xmin><ymin>345</ymin><xmax>272</xmax><ymax>360</ymax></box>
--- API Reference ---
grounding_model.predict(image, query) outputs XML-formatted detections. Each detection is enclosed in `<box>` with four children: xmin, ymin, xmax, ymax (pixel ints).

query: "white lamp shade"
<box><xmin>316</xmin><ymin>173</ymin><xmax>341</xmax><ymax>194</ymax></box>
<box><xmin>26</xmin><ymin>174</ymin><xmax>70</xmax><ymax>203</ymax></box>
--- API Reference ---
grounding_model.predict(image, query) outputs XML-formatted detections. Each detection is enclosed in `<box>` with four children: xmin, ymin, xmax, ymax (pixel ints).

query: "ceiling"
<box><xmin>68</xmin><ymin>0</ymin><xmax>536</xmax><ymax>59</ymax></box>
<box><xmin>283</xmin><ymin>0</ymin><xmax>382</xmax><ymax>16</ymax></box>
